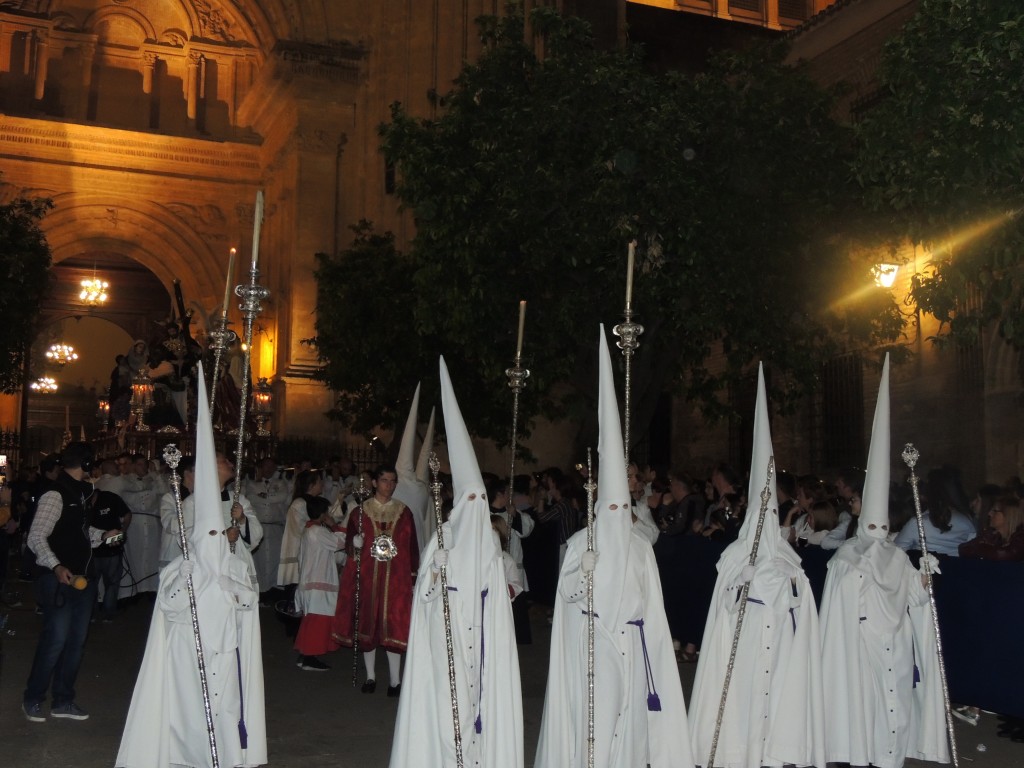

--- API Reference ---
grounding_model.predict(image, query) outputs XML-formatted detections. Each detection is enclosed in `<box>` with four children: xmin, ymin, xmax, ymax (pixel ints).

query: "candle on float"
<box><xmin>625</xmin><ymin>240</ymin><xmax>636</xmax><ymax>309</ymax></box>
<box><xmin>516</xmin><ymin>300</ymin><xmax>527</xmax><ymax>359</ymax></box>
<box><xmin>222</xmin><ymin>248</ymin><xmax>236</xmax><ymax>316</ymax></box>
<box><xmin>250</xmin><ymin>190</ymin><xmax>264</xmax><ymax>271</ymax></box>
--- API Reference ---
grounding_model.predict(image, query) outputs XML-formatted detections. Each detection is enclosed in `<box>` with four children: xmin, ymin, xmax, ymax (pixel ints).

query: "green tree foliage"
<box><xmin>314</xmin><ymin>9</ymin><xmax>901</xmax><ymax>446</ymax></box>
<box><xmin>855</xmin><ymin>0</ymin><xmax>1024</xmax><ymax>349</ymax></box>
<box><xmin>0</xmin><ymin>194</ymin><xmax>53</xmax><ymax>393</ymax></box>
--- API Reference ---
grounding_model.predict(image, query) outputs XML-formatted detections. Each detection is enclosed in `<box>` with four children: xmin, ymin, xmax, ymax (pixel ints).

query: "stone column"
<box><xmin>186</xmin><ymin>51</ymin><xmax>201</xmax><ymax>121</ymax></box>
<box><xmin>142</xmin><ymin>51</ymin><xmax>156</xmax><ymax>94</ymax></box>
<box><xmin>78</xmin><ymin>42</ymin><xmax>96</xmax><ymax>121</ymax></box>
<box><xmin>33</xmin><ymin>33</ymin><xmax>49</xmax><ymax>101</ymax></box>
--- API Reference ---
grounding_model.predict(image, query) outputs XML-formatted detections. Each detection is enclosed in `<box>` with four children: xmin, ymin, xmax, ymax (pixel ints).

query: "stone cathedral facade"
<box><xmin>0</xmin><ymin>0</ymin><xmax>508</xmax><ymax>438</ymax></box>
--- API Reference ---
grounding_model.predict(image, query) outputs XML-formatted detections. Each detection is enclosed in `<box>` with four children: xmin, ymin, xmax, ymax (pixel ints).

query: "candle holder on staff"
<box><xmin>612</xmin><ymin>307</ymin><xmax>643</xmax><ymax>461</ymax></box>
<box><xmin>505</xmin><ymin>300</ymin><xmax>530</xmax><ymax>500</ymax></box>
<box><xmin>613</xmin><ymin>241</ymin><xmax>644</xmax><ymax>461</ymax></box>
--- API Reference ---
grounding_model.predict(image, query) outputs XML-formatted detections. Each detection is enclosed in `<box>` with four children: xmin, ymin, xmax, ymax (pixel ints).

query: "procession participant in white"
<box><xmin>117</xmin><ymin>366</ymin><xmax>267</xmax><ymax>768</ymax></box>
<box><xmin>819</xmin><ymin>354</ymin><xmax>949</xmax><ymax>768</ymax></box>
<box><xmin>392</xmin><ymin>382</ymin><xmax>433</xmax><ymax>553</ymax></box>
<box><xmin>389</xmin><ymin>357</ymin><xmax>524</xmax><ymax>768</ymax></box>
<box><xmin>293</xmin><ymin>493</ymin><xmax>346</xmax><ymax>671</ymax></box>
<box><xmin>535</xmin><ymin>326</ymin><xmax>693</xmax><ymax>768</ymax></box>
<box><xmin>243</xmin><ymin>456</ymin><xmax>290</xmax><ymax>594</ymax></box>
<box><xmin>181</xmin><ymin>451</ymin><xmax>263</xmax><ymax>591</ymax></box>
<box><xmin>689</xmin><ymin>363</ymin><xmax>825</xmax><ymax>768</ymax></box>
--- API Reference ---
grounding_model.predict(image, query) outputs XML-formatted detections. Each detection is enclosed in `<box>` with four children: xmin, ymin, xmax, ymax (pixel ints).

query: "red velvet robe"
<box><xmin>332</xmin><ymin>498</ymin><xmax>419</xmax><ymax>652</ymax></box>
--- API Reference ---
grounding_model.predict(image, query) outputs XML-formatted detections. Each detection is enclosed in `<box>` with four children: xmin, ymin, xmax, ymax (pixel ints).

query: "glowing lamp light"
<box><xmin>252</xmin><ymin>377</ymin><xmax>274</xmax><ymax>436</ymax></box>
<box><xmin>79</xmin><ymin>277</ymin><xmax>110</xmax><ymax>306</ymax></box>
<box><xmin>873</xmin><ymin>263</ymin><xmax>900</xmax><ymax>289</ymax></box>
<box><xmin>46</xmin><ymin>343</ymin><xmax>79</xmax><ymax>366</ymax></box>
<box><xmin>31</xmin><ymin>376</ymin><xmax>58</xmax><ymax>393</ymax></box>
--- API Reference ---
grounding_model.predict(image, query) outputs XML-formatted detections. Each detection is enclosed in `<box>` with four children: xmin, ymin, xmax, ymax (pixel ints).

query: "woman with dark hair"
<box><xmin>894</xmin><ymin>467</ymin><xmax>976</xmax><ymax>555</ymax></box>
<box><xmin>278</xmin><ymin>469</ymin><xmax>323</xmax><ymax>590</ymax></box>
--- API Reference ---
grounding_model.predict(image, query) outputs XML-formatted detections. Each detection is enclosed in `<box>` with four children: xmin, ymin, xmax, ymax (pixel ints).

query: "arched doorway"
<box><xmin>20</xmin><ymin>253</ymin><xmax>173</xmax><ymax>458</ymax></box>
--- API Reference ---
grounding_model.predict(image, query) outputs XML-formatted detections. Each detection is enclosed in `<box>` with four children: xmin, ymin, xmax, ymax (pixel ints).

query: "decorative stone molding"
<box><xmin>192</xmin><ymin>0</ymin><xmax>235</xmax><ymax>42</ymax></box>
<box><xmin>0</xmin><ymin>116</ymin><xmax>261</xmax><ymax>182</ymax></box>
<box><xmin>282</xmin><ymin>362</ymin><xmax>324</xmax><ymax>380</ymax></box>
<box><xmin>295</xmin><ymin>127</ymin><xmax>347</xmax><ymax>154</ymax></box>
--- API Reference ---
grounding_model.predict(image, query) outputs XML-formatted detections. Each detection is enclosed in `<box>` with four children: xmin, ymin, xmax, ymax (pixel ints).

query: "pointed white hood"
<box><xmin>859</xmin><ymin>354</ymin><xmax>892</xmax><ymax>541</ymax></box>
<box><xmin>736</xmin><ymin>363</ymin><xmax>780</xmax><ymax>562</ymax></box>
<box><xmin>439</xmin><ymin>357</ymin><xmax>498</xmax><ymax>613</ymax></box>
<box><xmin>593</xmin><ymin>325</ymin><xmax>631</xmax><ymax>623</ymax></box>
<box><xmin>415</xmin><ymin>407</ymin><xmax>437</xmax><ymax>541</ymax></box>
<box><xmin>393</xmin><ymin>383</ymin><xmax>430</xmax><ymax>550</ymax></box>
<box><xmin>191</xmin><ymin>362</ymin><xmax>229</xmax><ymax>568</ymax></box>
<box><xmin>415</xmin><ymin>407</ymin><xmax>436</xmax><ymax>484</ymax></box>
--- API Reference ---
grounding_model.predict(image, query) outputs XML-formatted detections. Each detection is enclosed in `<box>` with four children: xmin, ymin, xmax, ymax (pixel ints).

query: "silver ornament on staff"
<box><xmin>351</xmin><ymin>476</ymin><xmax>368</xmax><ymax>687</ymax></box>
<box><xmin>902</xmin><ymin>443</ymin><xmax>960</xmax><ymax>768</ymax></box>
<box><xmin>206</xmin><ymin>315</ymin><xmax>236</xmax><ymax>414</ymax></box>
<box><xmin>429</xmin><ymin>452</ymin><xmax>464</xmax><ymax>768</ymax></box>
<box><xmin>229</xmin><ymin>247</ymin><xmax>270</xmax><ymax>554</ymax></box>
<box><xmin>707</xmin><ymin>456</ymin><xmax>774</xmax><ymax>768</ymax></box>
<box><xmin>613</xmin><ymin>241</ymin><xmax>643</xmax><ymax>464</ymax></box>
<box><xmin>584</xmin><ymin>447</ymin><xmax>597</xmax><ymax>768</ymax></box>
<box><xmin>505</xmin><ymin>300</ymin><xmax>530</xmax><ymax>523</ymax></box>
<box><xmin>164</xmin><ymin>444</ymin><xmax>220</xmax><ymax>768</ymax></box>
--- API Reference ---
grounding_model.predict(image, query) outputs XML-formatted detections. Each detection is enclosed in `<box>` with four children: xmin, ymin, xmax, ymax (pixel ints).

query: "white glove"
<box><xmin>920</xmin><ymin>553</ymin><xmax>941</xmax><ymax>575</ymax></box>
<box><xmin>581</xmin><ymin>550</ymin><xmax>598</xmax><ymax>574</ymax></box>
<box><xmin>180</xmin><ymin>560</ymin><xmax>196</xmax><ymax>577</ymax></box>
<box><xmin>740</xmin><ymin>565</ymin><xmax>756</xmax><ymax>584</ymax></box>
<box><xmin>432</xmin><ymin>548</ymin><xmax>449</xmax><ymax>571</ymax></box>
<box><xmin>353</xmin><ymin>533</ymin><xmax>365</xmax><ymax>550</ymax></box>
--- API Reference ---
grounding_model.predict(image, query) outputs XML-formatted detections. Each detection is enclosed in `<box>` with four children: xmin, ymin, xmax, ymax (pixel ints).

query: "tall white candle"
<box><xmin>223</xmin><ymin>248</ymin><xmax>236</xmax><ymax>315</ymax></box>
<box><xmin>625</xmin><ymin>241</ymin><xmax>636</xmax><ymax>308</ymax></box>
<box><xmin>516</xmin><ymin>300</ymin><xmax>527</xmax><ymax>359</ymax></box>
<box><xmin>250</xmin><ymin>190</ymin><xmax>264</xmax><ymax>271</ymax></box>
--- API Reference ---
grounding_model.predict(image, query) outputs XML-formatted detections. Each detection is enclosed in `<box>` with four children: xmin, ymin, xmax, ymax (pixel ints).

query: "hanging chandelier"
<box><xmin>46</xmin><ymin>343</ymin><xmax>79</xmax><ymax>366</ymax></box>
<box><xmin>31</xmin><ymin>376</ymin><xmax>58</xmax><ymax>393</ymax></box>
<box><xmin>79</xmin><ymin>276</ymin><xmax>110</xmax><ymax>306</ymax></box>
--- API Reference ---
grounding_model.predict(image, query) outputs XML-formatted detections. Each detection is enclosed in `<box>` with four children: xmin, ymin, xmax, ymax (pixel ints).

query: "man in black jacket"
<box><xmin>22</xmin><ymin>442</ymin><xmax>121</xmax><ymax>722</ymax></box>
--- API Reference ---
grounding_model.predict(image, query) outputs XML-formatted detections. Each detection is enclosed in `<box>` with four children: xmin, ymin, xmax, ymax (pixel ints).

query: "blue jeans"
<box><xmin>23</xmin><ymin>570</ymin><xmax>97</xmax><ymax>707</ymax></box>
<box><xmin>94</xmin><ymin>555</ymin><xmax>122</xmax><ymax>618</ymax></box>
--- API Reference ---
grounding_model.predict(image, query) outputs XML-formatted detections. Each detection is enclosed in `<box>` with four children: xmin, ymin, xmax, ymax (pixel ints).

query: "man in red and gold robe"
<box><xmin>332</xmin><ymin>465</ymin><xmax>418</xmax><ymax>696</ymax></box>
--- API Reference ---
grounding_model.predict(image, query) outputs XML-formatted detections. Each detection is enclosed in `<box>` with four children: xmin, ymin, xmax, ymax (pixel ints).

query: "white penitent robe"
<box><xmin>116</xmin><ymin>554</ymin><xmax>267</xmax><ymax>767</ymax></box>
<box><xmin>689</xmin><ymin>542</ymin><xmax>825</xmax><ymax>768</ymax></box>
<box><xmin>390</xmin><ymin>524</ymin><xmax>524</xmax><ymax>768</ymax></box>
<box><xmin>294</xmin><ymin>524</ymin><xmax>346</xmax><ymax>617</ymax></box>
<box><xmin>277</xmin><ymin>497</ymin><xmax>307</xmax><ymax>587</ymax></box>
<box><xmin>819</xmin><ymin>538</ymin><xmax>949</xmax><ymax>768</ymax></box>
<box><xmin>535</xmin><ymin>528</ymin><xmax>692</xmax><ymax>768</ymax></box>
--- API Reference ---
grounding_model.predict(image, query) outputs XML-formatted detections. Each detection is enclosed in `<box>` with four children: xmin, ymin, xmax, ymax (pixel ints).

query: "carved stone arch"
<box><xmin>161</xmin><ymin>27</ymin><xmax>190</xmax><ymax>47</ymax></box>
<box><xmin>42</xmin><ymin>196</ymin><xmax>222</xmax><ymax>306</ymax></box>
<box><xmin>51</xmin><ymin>11</ymin><xmax>81</xmax><ymax>31</ymax></box>
<box><xmin>84</xmin><ymin>6</ymin><xmax>158</xmax><ymax>44</ymax></box>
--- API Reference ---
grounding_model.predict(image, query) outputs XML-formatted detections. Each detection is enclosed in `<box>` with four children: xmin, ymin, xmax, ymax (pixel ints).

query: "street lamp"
<box><xmin>97</xmin><ymin>394</ymin><xmax>110</xmax><ymax>431</ymax></box>
<box><xmin>873</xmin><ymin>262</ymin><xmax>900</xmax><ymax>289</ymax></box>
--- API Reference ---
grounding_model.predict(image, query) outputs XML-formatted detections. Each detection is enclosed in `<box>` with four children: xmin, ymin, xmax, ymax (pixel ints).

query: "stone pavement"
<box><xmin>1</xmin><ymin>581</ymin><xmax>1019</xmax><ymax>767</ymax></box>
